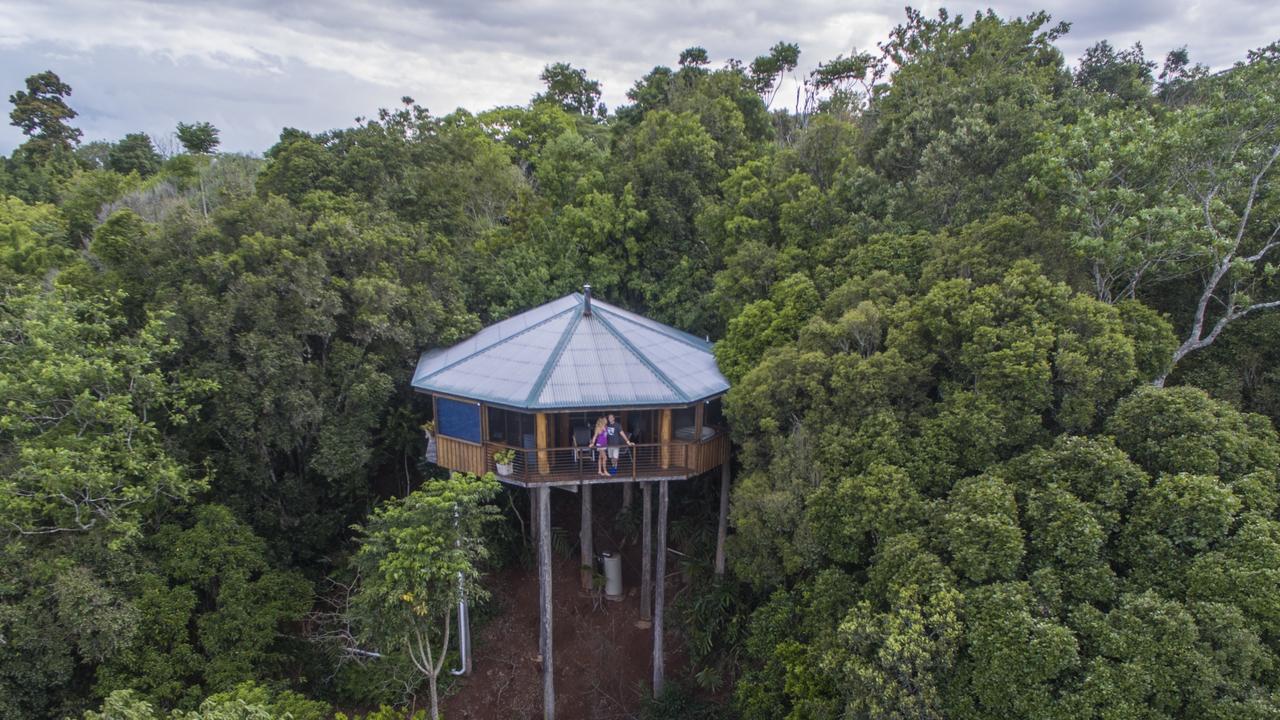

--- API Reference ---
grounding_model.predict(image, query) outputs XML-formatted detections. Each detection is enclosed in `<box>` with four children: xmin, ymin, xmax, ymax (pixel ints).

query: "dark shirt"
<box><xmin>606</xmin><ymin>421</ymin><xmax>623</xmax><ymax>446</ymax></box>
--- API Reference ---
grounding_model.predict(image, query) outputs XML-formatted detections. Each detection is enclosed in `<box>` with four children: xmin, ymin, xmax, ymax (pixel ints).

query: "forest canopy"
<box><xmin>2</xmin><ymin>6</ymin><xmax>1279</xmax><ymax>720</ymax></box>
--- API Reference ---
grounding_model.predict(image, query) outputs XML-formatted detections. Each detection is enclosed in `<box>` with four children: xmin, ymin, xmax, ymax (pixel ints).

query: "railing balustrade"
<box><xmin>478</xmin><ymin>433</ymin><xmax>728</xmax><ymax>484</ymax></box>
<box><xmin>431</xmin><ymin>430</ymin><xmax>729</xmax><ymax>484</ymax></box>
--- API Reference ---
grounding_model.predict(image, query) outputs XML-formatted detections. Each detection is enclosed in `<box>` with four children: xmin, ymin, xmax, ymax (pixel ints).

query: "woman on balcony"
<box><xmin>593</xmin><ymin>417</ymin><xmax>609</xmax><ymax>476</ymax></box>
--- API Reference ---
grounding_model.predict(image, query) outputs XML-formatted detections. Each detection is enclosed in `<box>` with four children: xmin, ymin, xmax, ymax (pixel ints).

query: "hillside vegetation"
<box><xmin>3</xmin><ymin>8</ymin><xmax>1280</xmax><ymax>720</ymax></box>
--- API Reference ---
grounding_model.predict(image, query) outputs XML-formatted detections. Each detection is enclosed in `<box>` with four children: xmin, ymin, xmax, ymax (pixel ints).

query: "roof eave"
<box><xmin>411</xmin><ymin>383</ymin><xmax>729</xmax><ymax>412</ymax></box>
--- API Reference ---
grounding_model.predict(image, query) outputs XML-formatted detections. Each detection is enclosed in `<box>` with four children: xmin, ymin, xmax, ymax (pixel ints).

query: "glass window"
<box><xmin>487</xmin><ymin>407</ymin><xmax>535</xmax><ymax>447</ymax></box>
<box><xmin>672</xmin><ymin>405</ymin><xmax>697</xmax><ymax>433</ymax></box>
<box><xmin>437</xmin><ymin>397</ymin><xmax>481</xmax><ymax>443</ymax></box>
<box><xmin>705</xmin><ymin>397</ymin><xmax>725</xmax><ymax>429</ymax></box>
<box><xmin>626</xmin><ymin>410</ymin><xmax>653</xmax><ymax>444</ymax></box>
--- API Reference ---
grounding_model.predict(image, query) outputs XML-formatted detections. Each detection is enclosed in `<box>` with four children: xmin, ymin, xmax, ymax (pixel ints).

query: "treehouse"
<box><xmin>412</xmin><ymin>286</ymin><xmax>732</xmax><ymax>719</ymax></box>
<box><xmin>412</xmin><ymin>288</ymin><xmax>731</xmax><ymax>485</ymax></box>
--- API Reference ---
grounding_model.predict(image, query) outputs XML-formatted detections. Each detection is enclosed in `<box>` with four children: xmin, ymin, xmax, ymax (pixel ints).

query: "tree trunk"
<box><xmin>427</xmin><ymin>668</ymin><xmax>439</xmax><ymax>720</ymax></box>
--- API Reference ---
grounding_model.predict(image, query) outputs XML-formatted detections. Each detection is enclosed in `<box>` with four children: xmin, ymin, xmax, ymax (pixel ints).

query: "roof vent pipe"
<box><xmin>583</xmin><ymin>284</ymin><xmax>592</xmax><ymax>316</ymax></box>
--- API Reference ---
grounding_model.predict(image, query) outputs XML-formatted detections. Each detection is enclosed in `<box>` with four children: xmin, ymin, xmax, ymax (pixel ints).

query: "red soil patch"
<box><xmin>441</xmin><ymin>487</ymin><xmax>687</xmax><ymax>720</ymax></box>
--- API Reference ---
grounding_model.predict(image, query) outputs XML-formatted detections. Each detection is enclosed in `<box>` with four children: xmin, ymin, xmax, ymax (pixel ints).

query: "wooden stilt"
<box><xmin>653</xmin><ymin>480</ymin><xmax>668</xmax><ymax>697</ymax></box>
<box><xmin>715</xmin><ymin>462</ymin><xmax>731</xmax><ymax>577</ymax></box>
<box><xmin>579</xmin><ymin>483</ymin><xmax>593</xmax><ymax>591</ymax></box>
<box><xmin>622</xmin><ymin>482</ymin><xmax>633</xmax><ymax>511</ymax></box>
<box><xmin>537</xmin><ymin>486</ymin><xmax>555</xmax><ymax>720</ymax></box>
<box><xmin>640</xmin><ymin>481</ymin><xmax>652</xmax><ymax>622</ymax></box>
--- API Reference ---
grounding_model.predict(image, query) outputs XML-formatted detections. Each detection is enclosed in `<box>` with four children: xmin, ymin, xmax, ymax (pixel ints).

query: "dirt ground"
<box><xmin>440</xmin><ymin>486</ymin><xmax>686</xmax><ymax>720</ymax></box>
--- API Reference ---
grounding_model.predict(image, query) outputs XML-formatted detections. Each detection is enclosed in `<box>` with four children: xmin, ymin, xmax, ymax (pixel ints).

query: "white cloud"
<box><xmin>0</xmin><ymin>0</ymin><xmax>1275</xmax><ymax>154</ymax></box>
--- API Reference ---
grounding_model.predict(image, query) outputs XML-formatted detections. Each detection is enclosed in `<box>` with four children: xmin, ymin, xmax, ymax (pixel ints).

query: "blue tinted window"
<box><xmin>437</xmin><ymin>397</ymin><xmax>481</xmax><ymax>443</ymax></box>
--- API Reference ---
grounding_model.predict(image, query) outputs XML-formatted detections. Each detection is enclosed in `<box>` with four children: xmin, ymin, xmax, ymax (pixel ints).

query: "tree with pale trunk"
<box><xmin>1034</xmin><ymin>45</ymin><xmax>1280</xmax><ymax>385</ymax></box>
<box><xmin>348</xmin><ymin>473</ymin><xmax>498</xmax><ymax>719</ymax></box>
<box><xmin>1155</xmin><ymin>47</ymin><xmax>1280</xmax><ymax>383</ymax></box>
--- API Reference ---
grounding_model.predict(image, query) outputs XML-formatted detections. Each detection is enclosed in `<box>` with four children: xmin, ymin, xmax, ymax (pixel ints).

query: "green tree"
<box><xmin>175</xmin><ymin>122</ymin><xmax>221</xmax><ymax>155</ymax></box>
<box><xmin>1154</xmin><ymin>46</ymin><xmax>1280</xmax><ymax>380</ymax></box>
<box><xmin>9</xmin><ymin>70</ymin><xmax>82</xmax><ymax>159</ymax></box>
<box><xmin>0</xmin><ymin>286</ymin><xmax>207</xmax><ymax>542</ymax></box>
<box><xmin>679</xmin><ymin>47</ymin><xmax>710</xmax><ymax>67</ymax></box>
<box><xmin>533</xmin><ymin>62</ymin><xmax>605</xmax><ymax>118</ymax></box>
<box><xmin>1074</xmin><ymin>40</ymin><xmax>1156</xmax><ymax>106</ymax></box>
<box><xmin>830</xmin><ymin>584</ymin><xmax>963</xmax><ymax>720</ymax></box>
<box><xmin>0</xmin><ymin>194</ymin><xmax>73</xmax><ymax>282</ymax></box>
<box><xmin>109</xmin><ymin>132</ymin><xmax>162</xmax><ymax>177</ymax></box>
<box><xmin>1029</xmin><ymin>108</ymin><xmax>1196</xmax><ymax>303</ymax></box>
<box><xmin>865</xmin><ymin>9</ymin><xmax>1072</xmax><ymax>226</ymax></box>
<box><xmin>1037</xmin><ymin>45</ymin><xmax>1280</xmax><ymax>381</ymax></box>
<box><xmin>85</xmin><ymin>682</ymin><xmax>328</xmax><ymax>719</ymax></box>
<box><xmin>349</xmin><ymin>473</ymin><xmax>499</xmax><ymax>719</ymax></box>
<box><xmin>95</xmin><ymin>506</ymin><xmax>312</xmax><ymax>708</ymax></box>
<box><xmin>748</xmin><ymin>42</ymin><xmax>801</xmax><ymax>106</ymax></box>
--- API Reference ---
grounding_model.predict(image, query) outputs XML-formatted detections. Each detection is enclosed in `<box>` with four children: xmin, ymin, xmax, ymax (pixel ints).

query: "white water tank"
<box><xmin>600</xmin><ymin>551</ymin><xmax>623</xmax><ymax>600</ymax></box>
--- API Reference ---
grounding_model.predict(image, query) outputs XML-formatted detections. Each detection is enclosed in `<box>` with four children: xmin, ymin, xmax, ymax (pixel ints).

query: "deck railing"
<box><xmin>432</xmin><ymin>432</ymin><xmax>729</xmax><ymax>485</ymax></box>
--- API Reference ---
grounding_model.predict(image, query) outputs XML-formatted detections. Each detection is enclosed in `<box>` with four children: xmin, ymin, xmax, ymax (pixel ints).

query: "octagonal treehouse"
<box><xmin>412</xmin><ymin>286</ymin><xmax>732</xmax><ymax>719</ymax></box>
<box><xmin>412</xmin><ymin>287</ymin><xmax>731</xmax><ymax>486</ymax></box>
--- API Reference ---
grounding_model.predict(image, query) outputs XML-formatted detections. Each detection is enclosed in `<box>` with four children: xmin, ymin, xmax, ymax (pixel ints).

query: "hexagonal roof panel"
<box><xmin>411</xmin><ymin>291</ymin><xmax>729</xmax><ymax>409</ymax></box>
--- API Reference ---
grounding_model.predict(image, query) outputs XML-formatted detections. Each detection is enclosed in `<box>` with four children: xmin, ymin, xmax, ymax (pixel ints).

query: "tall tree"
<box><xmin>109</xmin><ymin>132</ymin><xmax>162</xmax><ymax>177</ymax></box>
<box><xmin>0</xmin><ymin>286</ymin><xmax>207</xmax><ymax>541</ymax></box>
<box><xmin>1154</xmin><ymin>46</ymin><xmax>1280</xmax><ymax>381</ymax></box>
<box><xmin>1074</xmin><ymin>40</ymin><xmax>1156</xmax><ymax>106</ymax></box>
<box><xmin>533</xmin><ymin>62</ymin><xmax>605</xmax><ymax>118</ymax></box>
<box><xmin>1036</xmin><ymin>44</ymin><xmax>1280</xmax><ymax>382</ymax></box>
<box><xmin>349</xmin><ymin>473</ymin><xmax>499</xmax><ymax>720</ymax></box>
<box><xmin>748</xmin><ymin>42</ymin><xmax>801</xmax><ymax>106</ymax></box>
<box><xmin>865</xmin><ymin>9</ymin><xmax>1072</xmax><ymax>226</ymax></box>
<box><xmin>175</xmin><ymin>121</ymin><xmax>221</xmax><ymax>155</ymax></box>
<box><xmin>8</xmin><ymin>70</ymin><xmax>82</xmax><ymax>159</ymax></box>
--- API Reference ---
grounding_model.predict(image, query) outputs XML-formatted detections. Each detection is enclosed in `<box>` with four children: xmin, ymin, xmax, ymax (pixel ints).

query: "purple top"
<box><xmin>595</xmin><ymin>430</ymin><xmax>608</xmax><ymax>447</ymax></box>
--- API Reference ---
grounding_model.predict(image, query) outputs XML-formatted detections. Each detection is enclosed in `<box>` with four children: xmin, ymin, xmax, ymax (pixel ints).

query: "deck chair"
<box><xmin>572</xmin><ymin>425</ymin><xmax>594</xmax><ymax>471</ymax></box>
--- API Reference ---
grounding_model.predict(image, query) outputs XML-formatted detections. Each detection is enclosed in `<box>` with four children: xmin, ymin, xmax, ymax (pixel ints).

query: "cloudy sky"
<box><xmin>1</xmin><ymin>0</ymin><xmax>1276</xmax><ymax>155</ymax></box>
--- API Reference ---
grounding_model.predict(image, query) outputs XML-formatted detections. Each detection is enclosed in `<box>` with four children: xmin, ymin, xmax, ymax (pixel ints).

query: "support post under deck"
<box><xmin>579</xmin><ymin>483</ymin><xmax>593</xmax><ymax>591</ymax></box>
<box><xmin>537</xmin><ymin>486</ymin><xmax>555</xmax><ymax>719</ymax></box>
<box><xmin>640</xmin><ymin>481</ymin><xmax>652</xmax><ymax>622</ymax></box>
<box><xmin>653</xmin><ymin>480</ymin><xmax>668</xmax><ymax>697</ymax></box>
<box><xmin>715</xmin><ymin>461</ymin><xmax>730</xmax><ymax>577</ymax></box>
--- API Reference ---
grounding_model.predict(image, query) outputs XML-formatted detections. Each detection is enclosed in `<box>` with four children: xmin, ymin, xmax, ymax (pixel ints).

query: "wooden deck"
<box><xmin>432</xmin><ymin>433</ymin><xmax>730</xmax><ymax>486</ymax></box>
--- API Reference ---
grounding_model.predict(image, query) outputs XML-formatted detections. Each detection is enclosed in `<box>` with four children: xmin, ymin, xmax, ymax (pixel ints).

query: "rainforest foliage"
<box><xmin>2</xmin><ymin>7</ymin><xmax>1280</xmax><ymax>719</ymax></box>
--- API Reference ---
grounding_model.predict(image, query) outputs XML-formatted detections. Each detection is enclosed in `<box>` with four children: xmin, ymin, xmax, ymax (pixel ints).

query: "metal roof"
<box><xmin>412</xmin><ymin>291</ymin><xmax>730</xmax><ymax>410</ymax></box>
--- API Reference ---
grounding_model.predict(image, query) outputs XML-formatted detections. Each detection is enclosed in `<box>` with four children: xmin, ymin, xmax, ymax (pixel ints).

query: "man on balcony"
<box><xmin>605</xmin><ymin>413</ymin><xmax>634</xmax><ymax>474</ymax></box>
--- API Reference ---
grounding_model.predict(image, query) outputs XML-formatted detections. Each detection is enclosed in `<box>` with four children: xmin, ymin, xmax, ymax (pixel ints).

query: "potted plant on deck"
<box><xmin>493</xmin><ymin>448</ymin><xmax>516</xmax><ymax>477</ymax></box>
<box><xmin>420</xmin><ymin>421</ymin><xmax>437</xmax><ymax>464</ymax></box>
